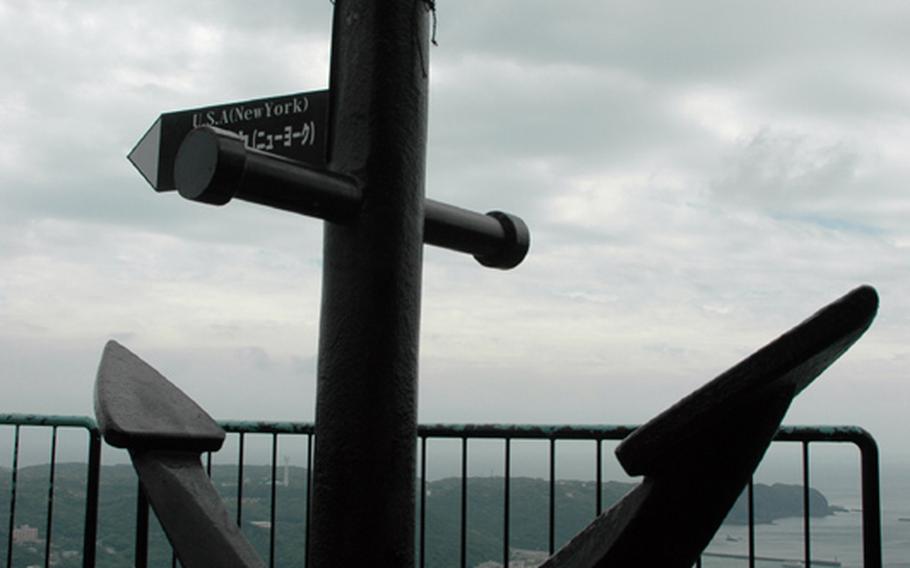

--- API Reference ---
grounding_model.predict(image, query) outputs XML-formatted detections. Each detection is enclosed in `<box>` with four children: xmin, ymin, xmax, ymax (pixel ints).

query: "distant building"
<box><xmin>476</xmin><ymin>549</ymin><xmax>548</xmax><ymax>568</ymax></box>
<box><xmin>12</xmin><ymin>524</ymin><xmax>40</xmax><ymax>544</ymax></box>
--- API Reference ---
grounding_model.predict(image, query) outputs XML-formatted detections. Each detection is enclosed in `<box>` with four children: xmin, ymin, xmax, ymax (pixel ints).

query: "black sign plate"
<box><xmin>129</xmin><ymin>90</ymin><xmax>329</xmax><ymax>192</ymax></box>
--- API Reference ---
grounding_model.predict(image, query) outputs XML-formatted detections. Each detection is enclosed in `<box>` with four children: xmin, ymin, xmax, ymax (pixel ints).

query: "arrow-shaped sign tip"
<box><xmin>128</xmin><ymin>118</ymin><xmax>162</xmax><ymax>190</ymax></box>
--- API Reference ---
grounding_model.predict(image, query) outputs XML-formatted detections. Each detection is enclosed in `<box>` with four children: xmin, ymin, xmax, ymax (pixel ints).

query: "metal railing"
<box><xmin>0</xmin><ymin>416</ymin><xmax>882</xmax><ymax>568</ymax></box>
<box><xmin>0</xmin><ymin>414</ymin><xmax>101</xmax><ymax>568</ymax></box>
<box><xmin>417</xmin><ymin>423</ymin><xmax>882</xmax><ymax>568</ymax></box>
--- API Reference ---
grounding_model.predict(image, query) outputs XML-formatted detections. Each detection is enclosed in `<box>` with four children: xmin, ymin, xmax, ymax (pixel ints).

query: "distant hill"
<box><xmin>726</xmin><ymin>481</ymin><xmax>837</xmax><ymax>525</ymax></box>
<box><xmin>422</xmin><ymin>476</ymin><xmax>836</xmax><ymax>567</ymax></box>
<box><xmin>0</xmin><ymin>463</ymin><xmax>836</xmax><ymax>568</ymax></box>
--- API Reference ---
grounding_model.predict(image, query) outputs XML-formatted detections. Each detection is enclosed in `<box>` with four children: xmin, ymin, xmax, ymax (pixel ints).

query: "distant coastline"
<box><xmin>0</xmin><ymin>463</ymin><xmax>841</xmax><ymax>568</ymax></box>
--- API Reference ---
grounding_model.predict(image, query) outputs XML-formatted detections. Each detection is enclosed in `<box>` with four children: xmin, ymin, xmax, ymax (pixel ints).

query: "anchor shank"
<box><xmin>131</xmin><ymin>450</ymin><xmax>265</xmax><ymax>568</ymax></box>
<box><xmin>309</xmin><ymin>2</ymin><xmax>430</xmax><ymax>566</ymax></box>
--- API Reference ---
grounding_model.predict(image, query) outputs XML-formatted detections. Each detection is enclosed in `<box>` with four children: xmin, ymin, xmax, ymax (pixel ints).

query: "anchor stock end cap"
<box><xmin>474</xmin><ymin>211</ymin><xmax>531</xmax><ymax>270</ymax></box>
<box><xmin>174</xmin><ymin>126</ymin><xmax>247</xmax><ymax>206</ymax></box>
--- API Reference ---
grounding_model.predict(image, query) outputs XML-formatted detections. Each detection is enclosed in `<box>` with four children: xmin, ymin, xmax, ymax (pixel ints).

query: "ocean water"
<box><xmin>699</xmin><ymin>459</ymin><xmax>910</xmax><ymax>568</ymax></box>
<box><xmin>421</xmin><ymin>438</ymin><xmax>909</xmax><ymax>568</ymax></box>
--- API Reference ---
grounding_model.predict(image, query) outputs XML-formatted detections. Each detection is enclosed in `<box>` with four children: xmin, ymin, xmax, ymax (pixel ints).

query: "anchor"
<box><xmin>103</xmin><ymin>1</ymin><xmax>879</xmax><ymax>566</ymax></box>
<box><xmin>95</xmin><ymin>286</ymin><xmax>877</xmax><ymax>567</ymax></box>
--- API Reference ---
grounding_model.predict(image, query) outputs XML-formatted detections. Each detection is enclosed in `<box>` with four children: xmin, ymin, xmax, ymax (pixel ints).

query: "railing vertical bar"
<box><xmin>747</xmin><ymin>477</ymin><xmax>755</xmax><ymax>568</ymax></box>
<box><xmin>236</xmin><ymin>432</ymin><xmax>245</xmax><ymax>527</ymax></box>
<box><xmin>460</xmin><ymin>437</ymin><xmax>468</xmax><ymax>568</ymax></box>
<box><xmin>43</xmin><ymin>426</ymin><xmax>58</xmax><ymax>568</ymax></box>
<box><xmin>503</xmin><ymin>438</ymin><xmax>511</xmax><ymax>568</ymax></box>
<box><xmin>172</xmin><ymin>509</ymin><xmax>179</xmax><ymax>568</ymax></box>
<box><xmin>202</xmin><ymin>446</ymin><xmax>212</xmax><ymax>558</ymax></box>
<box><xmin>135</xmin><ymin>482</ymin><xmax>149</xmax><ymax>568</ymax></box>
<box><xmin>81</xmin><ymin>428</ymin><xmax>101</xmax><ymax>568</ymax></box>
<box><xmin>6</xmin><ymin>425</ymin><xmax>20</xmax><ymax>568</ymax></box>
<box><xmin>203</xmin><ymin>445</ymin><xmax>212</xmax><ymax>567</ymax></box>
<box><xmin>269</xmin><ymin>433</ymin><xmax>278</xmax><ymax>568</ymax></box>
<box><xmin>548</xmin><ymin>438</ymin><xmax>555</xmax><ymax>555</ymax></box>
<box><xmin>595</xmin><ymin>439</ymin><xmax>603</xmax><ymax>516</ymax></box>
<box><xmin>419</xmin><ymin>435</ymin><xmax>427</xmax><ymax>568</ymax></box>
<box><xmin>305</xmin><ymin>433</ymin><xmax>313</xmax><ymax>568</ymax></box>
<box><xmin>858</xmin><ymin>434</ymin><xmax>882</xmax><ymax>568</ymax></box>
<box><xmin>802</xmin><ymin>441</ymin><xmax>811</xmax><ymax>567</ymax></box>
<box><xmin>201</xmin><ymin>448</ymin><xmax>213</xmax><ymax>567</ymax></box>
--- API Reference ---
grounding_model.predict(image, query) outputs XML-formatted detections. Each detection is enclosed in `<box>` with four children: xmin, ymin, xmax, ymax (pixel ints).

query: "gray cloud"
<box><xmin>710</xmin><ymin>130</ymin><xmax>863</xmax><ymax>211</ymax></box>
<box><xmin>1</xmin><ymin>1</ymin><xmax>909</xmax><ymax>467</ymax></box>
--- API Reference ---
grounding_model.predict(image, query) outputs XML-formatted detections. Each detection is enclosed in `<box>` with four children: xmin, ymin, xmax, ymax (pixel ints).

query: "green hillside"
<box><xmin>0</xmin><ymin>463</ymin><xmax>835</xmax><ymax>568</ymax></box>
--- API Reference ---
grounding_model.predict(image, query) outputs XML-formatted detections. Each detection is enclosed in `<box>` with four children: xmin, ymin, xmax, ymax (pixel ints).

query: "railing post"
<box><xmin>81</xmin><ymin>428</ymin><xmax>101</xmax><ymax>568</ymax></box>
<box><xmin>858</xmin><ymin>433</ymin><xmax>883</xmax><ymax>568</ymax></box>
<box><xmin>7</xmin><ymin>425</ymin><xmax>20</xmax><ymax>568</ymax></box>
<box><xmin>802</xmin><ymin>441</ymin><xmax>811</xmax><ymax>567</ymax></box>
<box><xmin>44</xmin><ymin>426</ymin><xmax>58</xmax><ymax>568</ymax></box>
<box><xmin>309</xmin><ymin>2</ymin><xmax>430</xmax><ymax>566</ymax></box>
<box><xmin>135</xmin><ymin>483</ymin><xmax>149</xmax><ymax>568</ymax></box>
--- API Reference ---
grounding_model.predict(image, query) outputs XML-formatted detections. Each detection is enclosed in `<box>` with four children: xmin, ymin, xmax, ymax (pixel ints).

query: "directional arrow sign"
<box><xmin>128</xmin><ymin>90</ymin><xmax>329</xmax><ymax>192</ymax></box>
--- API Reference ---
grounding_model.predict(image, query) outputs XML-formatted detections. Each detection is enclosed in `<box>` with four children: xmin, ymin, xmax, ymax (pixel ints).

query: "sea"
<box><xmin>429</xmin><ymin>440</ymin><xmax>910</xmax><ymax>568</ymax></box>
<box><xmin>697</xmin><ymin>459</ymin><xmax>910</xmax><ymax>568</ymax></box>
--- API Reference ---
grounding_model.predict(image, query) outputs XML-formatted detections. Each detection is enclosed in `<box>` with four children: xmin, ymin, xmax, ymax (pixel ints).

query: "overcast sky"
<box><xmin>0</xmin><ymin>1</ymin><xmax>907</xmax><ymax>468</ymax></box>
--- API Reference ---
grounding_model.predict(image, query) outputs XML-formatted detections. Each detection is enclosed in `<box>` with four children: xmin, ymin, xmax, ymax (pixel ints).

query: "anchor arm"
<box><xmin>95</xmin><ymin>341</ymin><xmax>265</xmax><ymax>568</ymax></box>
<box><xmin>541</xmin><ymin>285</ymin><xmax>879</xmax><ymax>567</ymax></box>
<box><xmin>131</xmin><ymin>449</ymin><xmax>266</xmax><ymax>568</ymax></box>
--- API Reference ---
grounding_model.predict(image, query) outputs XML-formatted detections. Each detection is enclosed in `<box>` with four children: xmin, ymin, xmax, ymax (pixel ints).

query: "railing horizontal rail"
<box><xmin>219</xmin><ymin>420</ymin><xmax>315</xmax><ymax>435</ymax></box>
<box><xmin>0</xmin><ymin>414</ymin><xmax>97</xmax><ymax>430</ymax></box>
<box><xmin>418</xmin><ymin>423</ymin><xmax>638</xmax><ymax>440</ymax></box>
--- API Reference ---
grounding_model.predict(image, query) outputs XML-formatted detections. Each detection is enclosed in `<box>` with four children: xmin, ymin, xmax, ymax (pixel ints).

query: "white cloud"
<box><xmin>0</xmin><ymin>1</ymin><xmax>908</xmax><ymax>469</ymax></box>
<box><xmin>678</xmin><ymin>86</ymin><xmax>757</xmax><ymax>142</ymax></box>
<box><xmin>711</xmin><ymin>130</ymin><xmax>862</xmax><ymax>209</ymax></box>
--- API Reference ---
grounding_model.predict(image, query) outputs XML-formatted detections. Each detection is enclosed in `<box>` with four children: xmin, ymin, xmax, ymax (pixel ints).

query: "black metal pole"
<box><xmin>309</xmin><ymin>2</ymin><xmax>429</xmax><ymax>566</ymax></box>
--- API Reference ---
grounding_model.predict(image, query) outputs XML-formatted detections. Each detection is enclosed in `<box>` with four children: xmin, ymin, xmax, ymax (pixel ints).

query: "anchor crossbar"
<box><xmin>173</xmin><ymin>126</ymin><xmax>530</xmax><ymax>269</ymax></box>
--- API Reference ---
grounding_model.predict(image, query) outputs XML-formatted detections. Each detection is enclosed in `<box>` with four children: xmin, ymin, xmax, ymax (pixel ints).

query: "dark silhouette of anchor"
<box><xmin>95</xmin><ymin>285</ymin><xmax>877</xmax><ymax>568</ymax></box>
